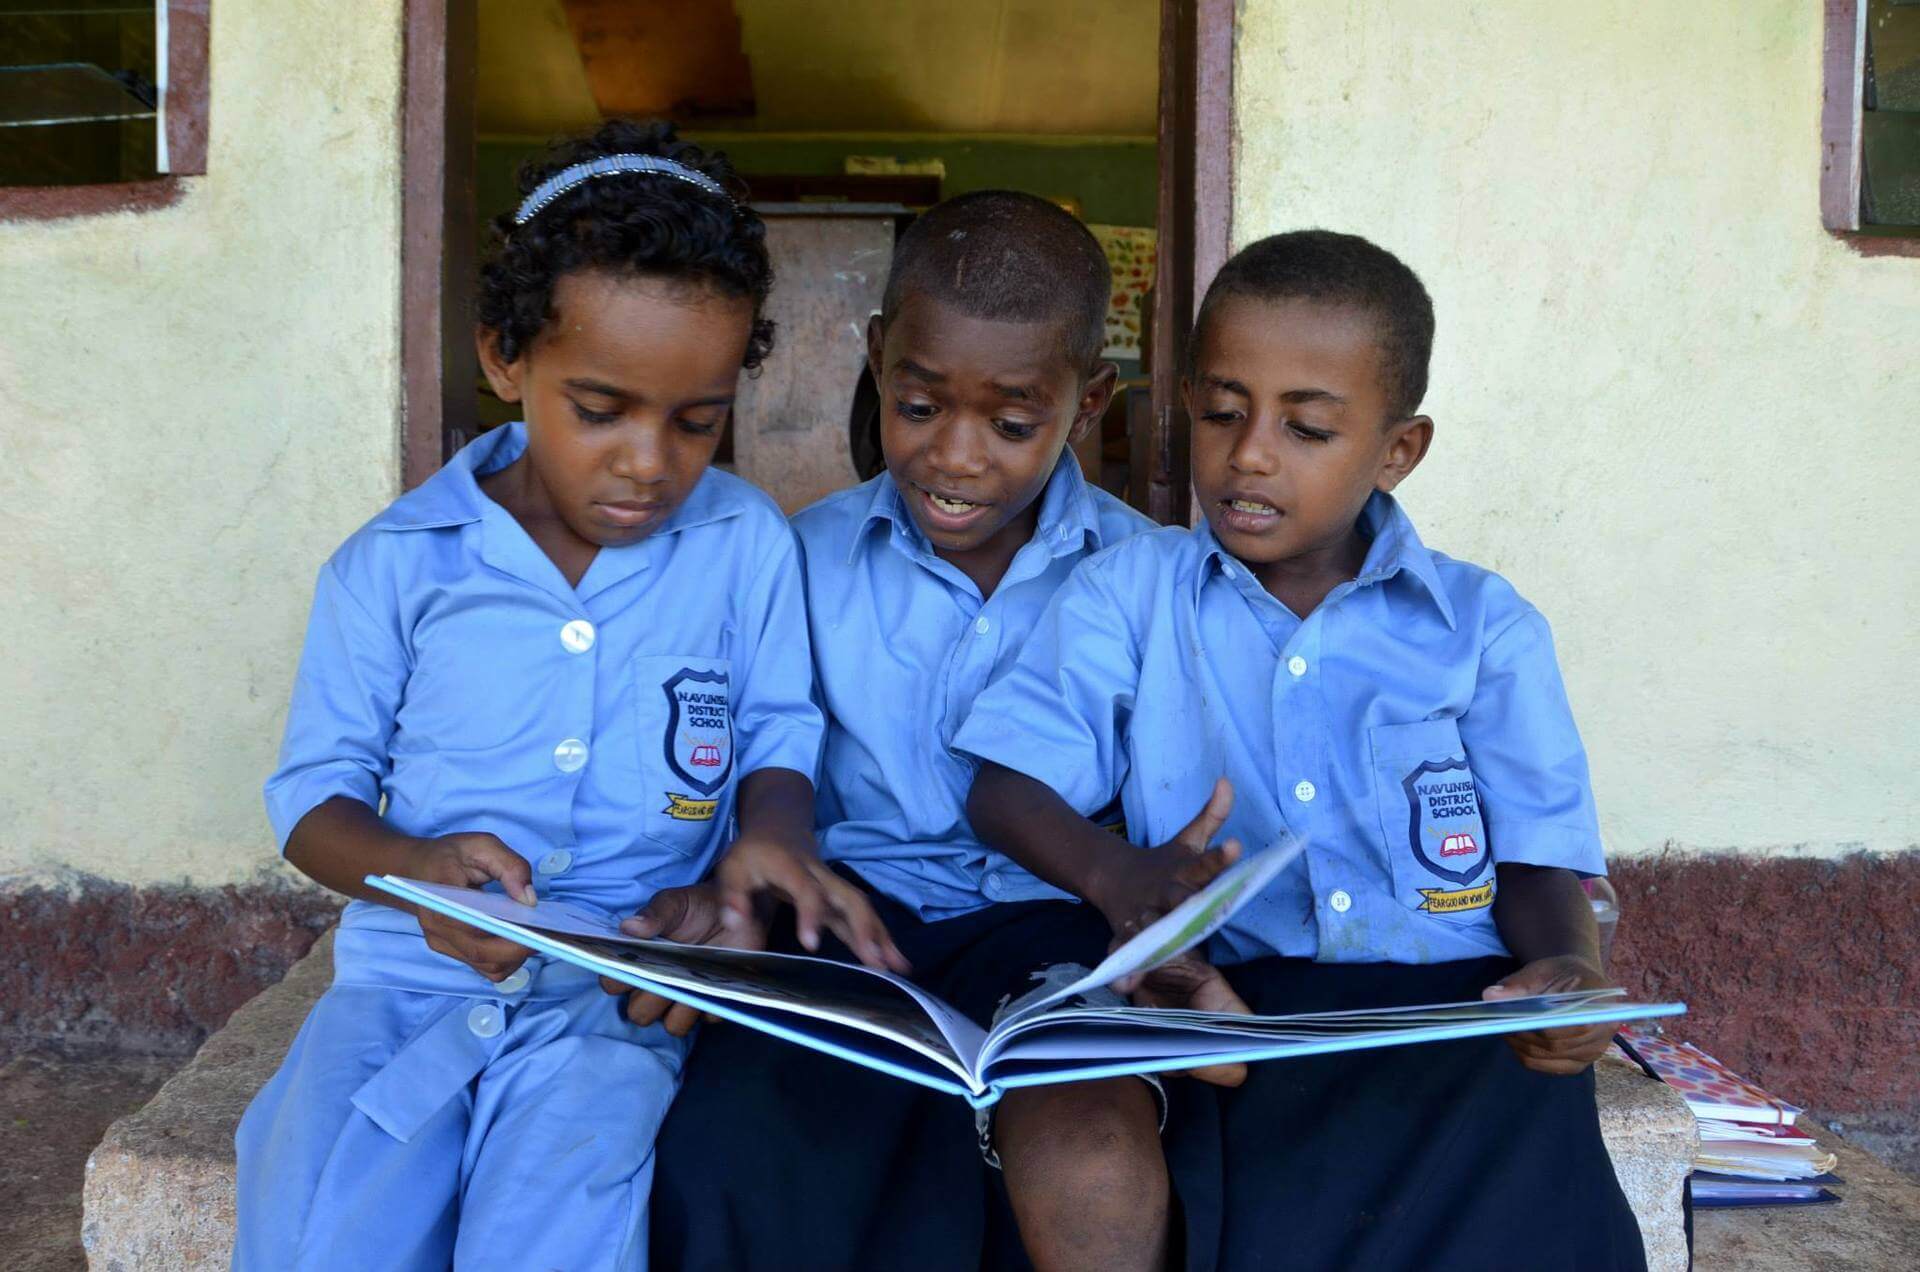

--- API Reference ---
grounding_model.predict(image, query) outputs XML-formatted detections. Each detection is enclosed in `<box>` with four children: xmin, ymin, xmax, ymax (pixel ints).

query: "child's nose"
<box><xmin>611</xmin><ymin>425</ymin><xmax>670</xmax><ymax>482</ymax></box>
<box><xmin>1229</xmin><ymin>423</ymin><xmax>1282</xmax><ymax>474</ymax></box>
<box><xmin>926</xmin><ymin>418</ymin><xmax>989</xmax><ymax>476</ymax></box>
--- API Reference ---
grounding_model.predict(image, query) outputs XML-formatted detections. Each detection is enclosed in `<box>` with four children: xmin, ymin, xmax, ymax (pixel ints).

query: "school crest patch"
<box><xmin>1401</xmin><ymin>758</ymin><xmax>1491</xmax><ymax>888</ymax></box>
<box><xmin>660</xmin><ymin>667</ymin><xmax>732</xmax><ymax>819</ymax></box>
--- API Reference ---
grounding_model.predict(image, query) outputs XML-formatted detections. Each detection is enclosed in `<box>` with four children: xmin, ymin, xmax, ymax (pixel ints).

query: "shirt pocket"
<box><xmin>1369</xmin><ymin>718</ymin><xmax>1497</xmax><ymax>924</ymax></box>
<box><xmin>633</xmin><ymin>654</ymin><xmax>735</xmax><ymax>857</ymax></box>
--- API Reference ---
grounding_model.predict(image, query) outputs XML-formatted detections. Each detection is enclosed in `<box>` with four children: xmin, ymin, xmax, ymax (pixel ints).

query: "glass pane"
<box><xmin>0</xmin><ymin>1</ymin><xmax>158</xmax><ymax>187</ymax></box>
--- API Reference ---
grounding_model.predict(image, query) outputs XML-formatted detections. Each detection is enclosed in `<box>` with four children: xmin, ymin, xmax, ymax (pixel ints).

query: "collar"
<box><xmin>848</xmin><ymin>458</ymin><xmax>1107</xmax><ymax>567</ymax></box>
<box><xmin>1193</xmin><ymin>491</ymin><xmax>1457</xmax><ymax>629</ymax></box>
<box><xmin>376</xmin><ymin>421</ymin><xmax>744</xmax><ymax>539</ymax></box>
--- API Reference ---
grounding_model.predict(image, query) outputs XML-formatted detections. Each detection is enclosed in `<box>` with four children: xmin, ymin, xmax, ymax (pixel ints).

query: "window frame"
<box><xmin>0</xmin><ymin>0</ymin><xmax>210</xmax><ymax>222</ymax></box>
<box><xmin>1822</xmin><ymin>0</ymin><xmax>1920</xmax><ymax>255</ymax></box>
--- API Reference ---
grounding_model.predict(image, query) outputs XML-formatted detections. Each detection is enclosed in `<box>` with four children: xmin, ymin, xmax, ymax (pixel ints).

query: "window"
<box><xmin>0</xmin><ymin>0</ymin><xmax>208</xmax><ymax>218</ymax></box>
<box><xmin>1824</xmin><ymin>0</ymin><xmax>1920</xmax><ymax>244</ymax></box>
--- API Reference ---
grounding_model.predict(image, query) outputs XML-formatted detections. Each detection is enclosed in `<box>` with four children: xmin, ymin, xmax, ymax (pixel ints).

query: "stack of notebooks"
<box><xmin>1615</xmin><ymin>1027</ymin><xmax>1840</xmax><ymax>1209</ymax></box>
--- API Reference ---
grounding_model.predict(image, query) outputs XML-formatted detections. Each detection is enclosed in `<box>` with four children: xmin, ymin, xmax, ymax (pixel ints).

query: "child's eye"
<box><xmin>678</xmin><ymin>416</ymin><xmax>725</xmax><ymax>437</ymax></box>
<box><xmin>894</xmin><ymin>401</ymin><xmax>938</xmax><ymax>423</ymax></box>
<box><xmin>570</xmin><ymin>400</ymin><xmax>620</xmax><ymax>426</ymax></box>
<box><xmin>1288</xmin><ymin>421</ymin><xmax>1332</xmax><ymax>442</ymax></box>
<box><xmin>993</xmin><ymin>419</ymin><xmax>1039</xmax><ymax>440</ymax></box>
<box><xmin>1200</xmin><ymin>410</ymin><xmax>1243</xmax><ymax>425</ymax></box>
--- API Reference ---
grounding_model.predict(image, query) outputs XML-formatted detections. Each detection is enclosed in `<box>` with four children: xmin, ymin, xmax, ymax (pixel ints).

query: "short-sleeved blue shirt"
<box><xmin>794</xmin><ymin>461</ymin><xmax>1153</xmax><ymax>919</ymax></box>
<box><xmin>955</xmin><ymin>492</ymin><xmax>1605</xmax><ymax>965</ymax></box>
<box><xmin>266</xmin><ymin>422</ymin><xmax>824</xmax><ymax>963</ymax></box>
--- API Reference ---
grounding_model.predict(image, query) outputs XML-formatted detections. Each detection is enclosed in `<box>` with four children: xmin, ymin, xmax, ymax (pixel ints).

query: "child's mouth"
<box><xmin>914</xmin><ymin>483</ymin><xmax>992</xmax><ymax>531</ymax></box>
<box><xmin>1219</xmin><ymin>496</ymin><xmax>1283</xmax><ymax>533</ymax></box>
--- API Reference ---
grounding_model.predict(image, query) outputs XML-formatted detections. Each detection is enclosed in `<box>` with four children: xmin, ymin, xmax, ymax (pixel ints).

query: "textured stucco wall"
<box><xmin>1235</xmin><ymin>1</ymin><xmax>1920</xmax><ymax>857</ymax></box>
<box><xmin>0</xmin><ymin>1</ymin><xmax>403</xmax><ymax>886</ymax></box>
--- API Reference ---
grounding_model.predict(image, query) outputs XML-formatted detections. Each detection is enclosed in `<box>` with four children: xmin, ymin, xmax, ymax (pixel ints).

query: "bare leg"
<box><xmin>995</xmin><ymin>1077</ymin><xmax>1170</xmax><ymax>1272</ymax></box>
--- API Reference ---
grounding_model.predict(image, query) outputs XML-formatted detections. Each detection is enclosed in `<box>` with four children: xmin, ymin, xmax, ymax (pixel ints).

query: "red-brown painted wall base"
<box><xmin>1</xmin><ymin>879</ymin><xmax>340</xmax><ymax>1055</ymax></box>
<box><xmin>1610</xmin><ymin>850</ymin><xmax>1920</xmax><ymax>1173</ymax></box>
<box><xmin>3</xmin><ymin>854</ymin><xmax>1915</xmax><ymax>1169</ymax></box>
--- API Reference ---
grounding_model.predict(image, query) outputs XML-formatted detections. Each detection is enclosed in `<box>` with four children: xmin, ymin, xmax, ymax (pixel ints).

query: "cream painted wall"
<box><xmin>1235</xmin><ymin>1</ymin><xmax>1919</xmax><ymax>857</ymax></box>
<box><xmin>0</xmin><ymin>1</ymin><xmax>403</xmax><ymax>885</ymax></box>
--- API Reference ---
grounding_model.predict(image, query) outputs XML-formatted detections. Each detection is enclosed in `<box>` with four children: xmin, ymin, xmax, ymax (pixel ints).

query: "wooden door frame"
<box><xmin>400</xmin><ymin>0</ymin><xmax>477</xmax><ymax>489</ymax></box>
<box><xmin>398</xmin><ymin>0</ymin><xmax>1234</xmax><ymax>519</ymax></box>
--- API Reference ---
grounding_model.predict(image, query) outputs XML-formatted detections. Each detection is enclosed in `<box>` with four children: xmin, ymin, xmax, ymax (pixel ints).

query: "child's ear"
<box><xmin>476</xmin><ymin>325</ymin><xmax>525</xmax><ymax>404</ymax></box>
<box><xmin>864</xmin><ymin>313</ymin><xmax>886</xmax><ymax>386</ymax></box>
<box><xmin>1068</xmin><ymin>361</ymin><xmax>1120</xmax><ymax>446</ymax></box>
<box><xmin>1375</xmin><ymin>415</ymin><xmax>1434</xmax><ymax>492</ymax></box>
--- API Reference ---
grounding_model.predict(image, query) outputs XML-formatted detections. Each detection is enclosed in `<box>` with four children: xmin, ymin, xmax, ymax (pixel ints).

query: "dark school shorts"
<box><xmin>649</xmin><ymin>871</ymin><xmax>1122</xmax><ymax>1272</ymax></box>
<box><xmin>1165</xmin><ymin>955</ymin><xmax>1651</xmax><ymax>1272</ymax></box>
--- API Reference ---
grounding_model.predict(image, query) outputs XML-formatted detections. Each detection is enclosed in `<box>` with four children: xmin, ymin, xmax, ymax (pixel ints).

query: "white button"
<box><xmin>1222</xmin><ymin>562</ymin><xmax>1237</xmax><ymax>579</ymax></box>
<box><xmin>496</xmin><ymin>967</ymin><xmax>530</xmax><ymax>995</ymax></box>
<box><xmin>1293</xmin><ymin>780</ymin><xmax>1317</xmax><ymax>803</ymax></box>
<box><xmin>538</xmin><ymin>848</ymin><xmax>574</xmax><ymax>876</ymax></box>
<box><xmin>553</xmin><ymin>739</ymin><xmax>589</xmax><ymax>772</ymax></box>
<box><xmin>1329</xmin><ymin>889</ymin><xmax>1353</xmax><ymax>914</ymax></box>
<box><xmin>1288</xmin><ymin>655</ymin><xmax>1308</xmax><ymax>677</ymax></box>
<box><xmin>467</xmin><ymin>1004</ymin><xmax>504</xmax><ymax>1038</ymax></box>
<box><xmin>1057</xmin><ymin>525</ymin><xmax>1073</xmax><ymax>540</ymax></box>
<box><xmin>560</xmin><ymin>619</ymin><xmax>596</xmax><ymax>654</ymax></box>
<box><xmin>974</xmin><ymin>616</ymin><xmax>991</xmax><ymax>635</ymax></box>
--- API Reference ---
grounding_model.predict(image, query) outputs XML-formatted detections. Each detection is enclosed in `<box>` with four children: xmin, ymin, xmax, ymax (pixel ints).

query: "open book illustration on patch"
<box><xmin>368</xmin><ymin>845</ymin><xmax>1685</xmax><ymax>1109</ymax></box>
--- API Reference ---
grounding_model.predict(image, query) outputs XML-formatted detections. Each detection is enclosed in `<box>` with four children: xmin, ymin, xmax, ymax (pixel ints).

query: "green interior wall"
<box><xmin>477</xmin><ymin>133</ymin><xmax>1157</xmax><ymax>233</ymax></box>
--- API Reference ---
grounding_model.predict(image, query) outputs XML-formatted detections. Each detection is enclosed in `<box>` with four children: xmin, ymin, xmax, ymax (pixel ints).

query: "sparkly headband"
<box><xmin>512</xmin><ymin>154</ymin><xmax>735</xmax><ymax>225</ymax></box>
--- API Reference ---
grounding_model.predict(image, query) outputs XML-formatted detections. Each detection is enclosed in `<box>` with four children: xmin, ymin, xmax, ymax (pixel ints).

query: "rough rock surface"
<box><xmin>1594</xmin><ymin>1054</ymin><xmax>1698</xmax><ymax>1272</ymax></box>
<box><xmin>80</xmin><ymin>931</ymin><xmax>333</xmax><ymax>1271</ymax></box>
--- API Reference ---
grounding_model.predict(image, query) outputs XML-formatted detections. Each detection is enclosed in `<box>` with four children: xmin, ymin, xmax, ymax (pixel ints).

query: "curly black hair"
<box><xmin>1194</xmin><ymin>230</ymin><xmax>1435</xmax><ymax>422</ymax></box>
<box><xmin>477</xmin><ymin>119</ymin><xmax>775</xmax><ymax>370</ymax></box>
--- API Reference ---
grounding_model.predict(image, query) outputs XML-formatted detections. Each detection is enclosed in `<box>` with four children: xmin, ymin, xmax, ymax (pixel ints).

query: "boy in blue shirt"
<box><xmin>649</xmin><ymin>192</ymin><xmax>1193</xmax><ymax>1271</ymax></box>
<box><xmin>961</xmin><ymin>231</ymin><xmax>1647</xmax><ymax>1271</ymax></box>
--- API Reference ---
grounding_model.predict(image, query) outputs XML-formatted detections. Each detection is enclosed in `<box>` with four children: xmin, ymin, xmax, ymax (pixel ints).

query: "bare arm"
<box><xmin>967</xmin><ymin>763</ymin><xmax>1240</xmax><ymax>930</ymax></box>
<box><xmin>1483</xmin><ymin>862</ymin><xmax>1615</xmax><ymax>1074</ymax></box>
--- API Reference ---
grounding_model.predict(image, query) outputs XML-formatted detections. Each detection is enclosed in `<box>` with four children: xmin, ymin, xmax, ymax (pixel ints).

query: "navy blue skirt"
<box><xmin>651</xmin><ymin>897</ymin><xmax>1646</xmax><ymax>1272</ymax></box>
<box><xmin>650</xmin><ymin>877</ymin><xmax>1116</xmax><ymax>1271</ymax></box>
<box><xmin>1166</xmin><ymin>956</ymin><xmax>1648</xmax><ymax>1272</ymax></box>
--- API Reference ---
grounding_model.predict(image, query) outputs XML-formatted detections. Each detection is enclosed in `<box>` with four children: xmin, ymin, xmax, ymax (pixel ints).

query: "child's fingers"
<box><xmin>816</xmin><ymin>870</ymin><xmax>910</xmax><ymax>972</ymax></box>
<box><xmin>1183</xmin><ymin>1060</ymin><xmax>1249</xmax><ymax>1087</ymax></box>
<box><xmin>1172</xmin><ymin>777</ymin><xmax>1235</xmax><ymax>853</ymax></box>
<box><xmin>459</xmin><ymin>835</ymin><xmax>538</xmax><ymax>906</ymax></box>
<box><xmin>1174</xmin><ymin>839</ymin><xmax>1242</xmax><ymax>891</ymax></box>
<box><xmin>662</xmin><ymin>1002</ymin><xmax>703</xmax><ymax>1037</ymax></box>
<box><xmin>624</xmin><ymin>989</ymin><xmax>676</xmax><ymax>1029</ymax></box>
<box><xmin>597</xmin><ymin>975</ymin><xmax>629</xmax><ymax>997</ymax></box>
<box><xmin>626</xmin><ymin>886</ymin><xmax>725</xmax><ymax>944</ymax></box>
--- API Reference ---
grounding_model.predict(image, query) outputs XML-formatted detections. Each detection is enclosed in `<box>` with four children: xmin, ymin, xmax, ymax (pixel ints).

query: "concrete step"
<box><xmin>73</xmin><ymin>930</ymin><xmax>1708</xmax><ymax>1270</ymax></box>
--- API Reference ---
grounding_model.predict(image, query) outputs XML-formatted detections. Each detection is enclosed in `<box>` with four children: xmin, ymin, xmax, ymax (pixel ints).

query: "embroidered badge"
<box><xmin>1401</xmin><ymin>758</ymin><xmax>1491</xmax><ymax>888</ymax></box>
<box><xmin>661</xmin><ymin>667</ymin><xmax>732</xmax><ymax>820</ymax></box>
<box><xmin>1417</xmin><ymin>881</ymin><xmax>1496</xmax><ymax>913</ymax></box>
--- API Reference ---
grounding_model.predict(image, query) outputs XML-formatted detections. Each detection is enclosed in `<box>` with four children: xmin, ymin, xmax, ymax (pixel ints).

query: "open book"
<box><xmin>368</xmin><ymin>849</ymin><xmax>1685</xmax><ymax>1109</ymax></box>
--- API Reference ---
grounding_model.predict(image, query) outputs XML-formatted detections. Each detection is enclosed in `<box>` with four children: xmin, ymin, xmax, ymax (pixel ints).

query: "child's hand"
<box><xmin>600</xmin><ymin>883</ymin><xmax>742</xmax><ymax>1036</ymax></box>
<box><xmin>1085</xmin><ymin>777</ymin><xmax>1241</xmax><ymax>933</ymax></box>
<box><xmin>1111</xmin><ymin>911</ymin><xmax>1253</xmax><ymax>1088</ymax></box>
<box><xmin>404</xmin><ymin>831</ymin><xmax>538</xmax><ymax>982</ymax></box>
<box><xmin>1482</xmin><ymin>955</ymin><xmax>1615</xmax><ymax>1074</ymax></box>
<box><xmin>713</xmin><ymin>834</ymin><xmax>911</xmax><ymax>975</ymax></box>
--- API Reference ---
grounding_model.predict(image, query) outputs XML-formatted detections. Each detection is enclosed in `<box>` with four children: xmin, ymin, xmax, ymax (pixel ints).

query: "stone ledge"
<box><xmin>1594</xmin><ymin>1053</ymin><xmax>1699</xmax><ymax>1272</ymax></box>
<box><xmin>81</xmin><ymin>930</ymin><xmax>334</xmax><ymax>1271</ymax></box>
<box><xmin>78</xmin><ymin>932</ymin><xmax>1700</xmax><ymax>1270</ymax></box>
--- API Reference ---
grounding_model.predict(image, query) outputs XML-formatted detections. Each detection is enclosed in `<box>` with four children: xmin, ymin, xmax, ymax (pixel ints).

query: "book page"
<box><xmin>977</xmin><ymin>991</ymin><xmax>1687</xmax><ymax>1089</ymax></box>
<box><xmin>985</xmin><ymin>837</ymin><xmax>1306</xmax><ymax>1044</ymax></box>
<box><xmin>372</xmin><ymin>877</ymin><xmax>988</xmax><ymax>1088</ymax></box>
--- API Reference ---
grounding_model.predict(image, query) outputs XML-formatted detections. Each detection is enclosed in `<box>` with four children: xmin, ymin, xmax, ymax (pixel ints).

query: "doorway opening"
<box><xmin>403</xmin><ymin>0</ymin><xmax>1230</xmax><ymax>525</ymax></box>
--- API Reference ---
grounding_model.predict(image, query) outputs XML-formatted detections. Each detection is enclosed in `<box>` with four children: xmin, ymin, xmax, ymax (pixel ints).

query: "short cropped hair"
<box><xmin>882</xmin><ymin>190</ymin><xmax>1111</xmax><ymax>370</ymax></box>
<box><xmin>1194</xmin><ymin>230</ymin><xmax>1435</xmax><ymax>421</ymax></box>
